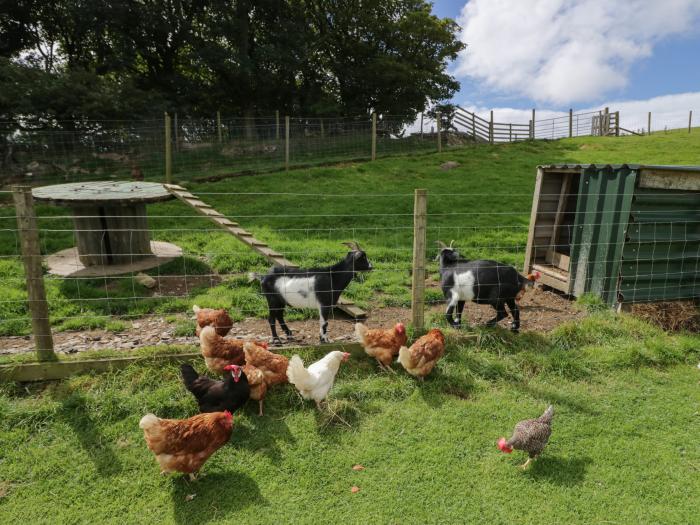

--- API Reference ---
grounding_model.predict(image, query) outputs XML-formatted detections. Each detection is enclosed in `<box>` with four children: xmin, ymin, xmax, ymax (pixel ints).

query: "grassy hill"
<box><xmin>2</xmin><ymin>129</ymin><xmax>700</xmax><ymax>335</ymax></box>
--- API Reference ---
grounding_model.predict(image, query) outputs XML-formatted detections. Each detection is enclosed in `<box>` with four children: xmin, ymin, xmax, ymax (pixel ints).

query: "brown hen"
<box><xmin>355</xmin><ymin>322</ymin><xmax>407</xmax><ymax>372</ymax></box>
<box><xmin>199</xmin><ymin>325</ymin><xmax>268</xmax><ymax>375</ymax></box>
<box><xmin>397</xmin><ymin>329</ymin><xmax>445</xmax><ymax>380</ymax></box>
<box><xmin>193</xmin><ymin>305</ymin><xmax>233</xmax><ymax>337</ymax></box>
<box><xmin>242</xmin><ymin>364</ymin><xmax>269</xmax><ymax>416</ymax></box>
<box><xmin>243</xmin><ymin>341</ymin><xmax>289</xmax><ymax>386</ymax></box>
<box><xmin>139</xmin><ymin>411</ymin><xmax>233</xmax><ymax>480</ymax></box>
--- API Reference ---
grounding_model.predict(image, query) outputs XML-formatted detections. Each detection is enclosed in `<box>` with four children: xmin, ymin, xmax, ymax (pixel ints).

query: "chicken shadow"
<box><xmin>523</xmin><ymin>455</ymin><xmax>592</xmax><ymax>486</ymax></box>
<box><xmin>51</xmin><ymin>388</ymin><xmax>123</xmax><ymax>477</ymax></box>
<box><xmin>170</xmin><ymin>471</ymin><xmax>265</xmax><ymax>525</ymax></box>
<box><xmin>232</xmin><ymin>409</ymin><xmax>296</xmax><ymax>465</ymax></box>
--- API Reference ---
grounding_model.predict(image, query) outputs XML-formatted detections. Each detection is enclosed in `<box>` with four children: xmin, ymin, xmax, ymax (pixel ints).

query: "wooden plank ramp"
<box><xmin>164</xmin><ymin>184</ymin><xmax>366</xmax><ymax>319</ymax></box>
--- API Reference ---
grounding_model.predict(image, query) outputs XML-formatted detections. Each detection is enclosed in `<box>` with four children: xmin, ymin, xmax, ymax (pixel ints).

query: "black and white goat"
<box><xmin>436</xmin><ymin>241</ymin><xmax>540</xmax><ymax>332</ymax></box>
<box><xmin>252</xmin><ymin>242</ymin><xmax>372</xmax><ymax>344</ymax></box>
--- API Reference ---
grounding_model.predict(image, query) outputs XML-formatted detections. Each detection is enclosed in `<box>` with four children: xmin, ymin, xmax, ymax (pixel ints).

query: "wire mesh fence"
<box><xmin>1</xmin><ymin>170</ymin><xmax>698</xmax><ymax>359</ymax></box>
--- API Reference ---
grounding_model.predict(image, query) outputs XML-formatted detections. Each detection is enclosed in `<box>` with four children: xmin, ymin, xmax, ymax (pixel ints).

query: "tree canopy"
<box><xmin>0</xmin><ymin>0</ymin><xmax>464</xmax><ymax>124</ymax></box>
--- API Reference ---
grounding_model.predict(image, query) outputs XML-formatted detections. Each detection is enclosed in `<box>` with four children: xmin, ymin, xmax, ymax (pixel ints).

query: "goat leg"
<box><xmin>507</xmin><ymin>299</ymin><xmax>520</xmax><ymax>332</ymax></box>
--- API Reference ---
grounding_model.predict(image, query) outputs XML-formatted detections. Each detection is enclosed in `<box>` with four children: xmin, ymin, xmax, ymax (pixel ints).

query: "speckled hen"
<box><xmin>498</xmin><ymin>405</ymin><xmax>554</xmax><ymax>469</ymax></box>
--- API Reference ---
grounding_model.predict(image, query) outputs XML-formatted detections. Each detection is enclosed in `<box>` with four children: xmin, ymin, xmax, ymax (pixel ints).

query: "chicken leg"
<box><xmin>258</xmin><ymin>400</ymin><xmax>264</xmax><ymax>417</ymax></box>
<box><xmin>519</xmin><ymin>457</ymin><xmax>533</xmax><ymax>469</ymax></box>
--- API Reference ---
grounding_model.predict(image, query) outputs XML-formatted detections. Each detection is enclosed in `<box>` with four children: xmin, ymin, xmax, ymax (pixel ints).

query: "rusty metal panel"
<box><xmin>568</xmin><ymin>165</ymin><xmax>637</xmax><ymax>304</ymax></box>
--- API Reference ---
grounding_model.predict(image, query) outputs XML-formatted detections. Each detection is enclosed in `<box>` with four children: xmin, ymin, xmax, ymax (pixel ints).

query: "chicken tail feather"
<box><xmin>139</xmin><ymin>413</ymin><xmax>160</xmax><ymax>430</ymax></box>
<box><xmin>539</xmin><ymin>405</ymin><xmax>554</xmax><ymax>423</ymax></box>
<box><xmin>354</xmin><ymin>322</ymin><xmax>367</xmax><ymax>343</ymax></box>
<box><xmin>180</xmin><ymin>364</ymin><xmax>199</xmax><ymax>391</ymax></box>
<box><xmin>286</xmin><ymin>355</ymin><xmax>312</xmax><ymax>389</ymax></box>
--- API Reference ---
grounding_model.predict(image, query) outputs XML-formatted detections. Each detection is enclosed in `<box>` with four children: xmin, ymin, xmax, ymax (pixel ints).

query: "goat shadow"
<box><xmin>51</xmin><ymin>386</ymin><xmax>123</xmax><ymax>477</ymax></box>
<box><xmin>170</xmin><ymin>471</ymin><xmax>265</xmax><ymax>525</ymax></box>
<box><xmin>522</xmin><ymin>455</ymin><xmax>592</xmax><ymax>487</ymax></box>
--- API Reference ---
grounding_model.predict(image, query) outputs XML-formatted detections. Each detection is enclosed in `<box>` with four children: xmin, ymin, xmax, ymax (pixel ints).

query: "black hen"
<box><xmin>181</xmin><ymin>363</ymin><xmax>250</xmax><ymax>413</ymax></box>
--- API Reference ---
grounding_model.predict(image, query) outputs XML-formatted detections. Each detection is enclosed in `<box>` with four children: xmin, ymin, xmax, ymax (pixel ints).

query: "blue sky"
<box><xmin>431</xmin><ymin>0</ymin><xmax>700</xmax><ymax>129</ymax></box>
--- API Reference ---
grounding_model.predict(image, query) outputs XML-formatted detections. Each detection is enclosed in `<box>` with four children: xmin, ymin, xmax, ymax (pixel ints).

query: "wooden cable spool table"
<box><xmin>32</xmin><ymin>181</ymin><xmax>182</xmax><ymax>277</ymax></box>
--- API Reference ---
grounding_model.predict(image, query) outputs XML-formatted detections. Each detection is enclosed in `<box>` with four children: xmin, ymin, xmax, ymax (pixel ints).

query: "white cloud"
<box><xmin>455</xmin><ymin>0</ymin><xmax>700</xmax><ymax>105</ymax></box>
<box><xmin>456</xmin><ymin>91</ymin><xmax>700</xmax><ymax>134</ymax></box>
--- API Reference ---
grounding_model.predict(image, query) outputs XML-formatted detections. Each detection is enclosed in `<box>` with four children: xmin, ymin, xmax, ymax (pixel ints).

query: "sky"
<box><xmin>431</xmin><ymin>0</ymin><xmax>700</xmax><ymax>131</ymax></box>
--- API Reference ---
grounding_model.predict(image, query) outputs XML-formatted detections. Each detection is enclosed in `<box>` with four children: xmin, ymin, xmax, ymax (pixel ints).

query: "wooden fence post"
<box><xmin>648</xmin><ymin>112</ymin><xmax>652</xmax><ymax>135</ymax></box>
<box><xmin>320</xmin><ymin>118</ymin><xmax>325</xmax><ymax>138</ymax></box>
<box><xmin>509</xmin><ymin>123</ymin><xmax>512</xmax><ymax>142</ymax></box>
<box><xmin>531</xmin><ymin>109</ymin><xmax>536</xmax><ymax>139</ymax></box>
<box><xmin>371</xmin><ymin>112</ymin><xmax>377</xmax><ymax>161</ymax></box>
<box><xmin>420</xmin><ymin>112</ymin><xmax>424</xmax><ymax>139</ymax></box>
<box><xmin>12</xmin><ymin>186</ymin><xmax>54</xmax><ymax>360</ymax></box>
<box><xmin>489</xmin><ymin>110</ymin><xmax>494</xmax><ymax>144</ymax></box>
<box><xmin>216</xmin><ymin>111</ymin><xmax>222</xmax><ymax>143</ymax></box>
<box><xmin>569</xmin><ymin>108</ymin><xmax>573</xmax><ymax>138</ymax></box>
<box><xmin>285</xmin><ymin>115</ymin><xmax>290</xmax><ymax>171</ymax></box>
<box><xmin>411</xmin><ymin>189</ymin><xmax>428</xmax><ymax>334</ymax></box>
<box><xmin>164</xmin><ymin>112</ymin><xmax>172</xmax><ymax>183</ymax></box>
<box><xmin>174</xmin><ymin>112</ymin><xmax>179</xmax><ymax>152</ymax></box>
<box><xmin>689</xmin><ymin>110</ymin><xmax>693</xmax><ymax>133</ymax></box>
<box><xmin>436</xmin><ymin>112</ymin><xmax>442</xmax><ymax>152</ymax></box>
<box><xmin>471</xmin><ymin>112</ymin><xmax>476</xmax><ymax>138</ymax></box>
<box><xmin>615</xmin><ymin>111</ymin><xmax>620</xmax><ymax>136</ymax></box>
<box><xmin>275</xmin><ymin>110</ymin><xmax>280</xmax><ymax>140</ymax></box>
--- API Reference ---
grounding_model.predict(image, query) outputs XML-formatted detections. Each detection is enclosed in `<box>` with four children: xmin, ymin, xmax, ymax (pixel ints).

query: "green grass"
<box><xmin>0</xmin><ymin>312</ymin><xmax>698</xmax><ymax>524</ymax></box>
<box><xmin>2</xmin><ymin>129</ymin><xmax>700</xmax><ymax>335</ymax></box>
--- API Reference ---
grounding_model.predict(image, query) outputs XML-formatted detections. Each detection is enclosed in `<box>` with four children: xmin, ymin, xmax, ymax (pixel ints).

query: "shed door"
<box><xmin>569</xmin><ymin>166</ymin><xmax>637</xmax><ymax>304</ymax></box>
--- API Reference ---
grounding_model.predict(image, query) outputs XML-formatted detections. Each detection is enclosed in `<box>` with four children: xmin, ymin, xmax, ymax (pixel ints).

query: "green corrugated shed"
<box><xmin>524</xmin><ymin>164</ymin><xmax>700</xmax><ymax>307</ymax></box>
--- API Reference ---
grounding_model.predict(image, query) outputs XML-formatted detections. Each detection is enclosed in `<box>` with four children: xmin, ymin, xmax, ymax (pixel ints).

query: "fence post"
<box><xmin>371</xmin><ymin>112</ymin><xmax>377</xmax><ymax>161</ymax></box>
<box><xmin>509</xmin><ymin>123</ymin><xmax>512</xmax><ymax>142</ymax></box>
<box><xmin>411</xmin><ymin>188</ymin><xmax>428</xmax><ymax>334</ymax></box>
<box><xmin>420</xmin><ymin>112</ymin><xmax>424</xmax><ymax>139</ymax></box>
<box><xmin>604</xmin><ymin>107</ymin><xmax>610</xmax><ymax>135</ymax></box>
<box><xmin>489</xmin><ymin>110</ymin><xmax>494</xmax><ymax>144</ymax></box>
<box><xmin>436</xmin><ymin>112</ymin><xmax>442</xmax><ymax>152</ymax></box>
<box><xmin>285</xmin><ymin>116</ymin><xmax>290</xmax><ymax>171</ymax></box>
<box><xmin>320</xmin><ymin>118</ymin><xmax>325</xmax><ymax>138</ymax></box>
<box><xmin>569</xmin><ymin>108</ymin><xmax>573</xmax><ymax>138</ymax></box>
<box><xmin>164</xmin><ymin>112</ymin><xmax>172</xmax><ymax>183</ymax></box>
<box><xmin>216</xmin><ymin>111</ymin><xmax>223</xmax><ymax>143</ymax></box>
<box><xmin>275</xmin><ymin>110</ymin><xmax>280</xmax><ymax>140</ymax></box>
<box><xmin>615</xmin><ymin>111</ymin><xmax>620</xmax><ymax>136</ymax></box>
<box><xmin>531</xmin><ymin>109</ymin><xmax>536</xmax><ymax>139</ymax></box>
<box><xmin>174</xmin><ymin>112</ymin><xmax>179</xmax><ymax>152</ymax></box>
<box><xmin>471</xmin><ymin>112</ymin><xmax>476</xmax><ymax>138</ymax></box>
<box><xmin>12</xmin><ymin>186</ymin><xmax>54</xmax><ymax>360</ymax></box>
<box><xmin>648</xmin><ymin>112</ymin><xmax>652</xmax><ymax>135</ymax></box>
<box><xmin>689</xmin><ymin>110</ymin><xmax>693</xmax><ymax>133</ymax></box>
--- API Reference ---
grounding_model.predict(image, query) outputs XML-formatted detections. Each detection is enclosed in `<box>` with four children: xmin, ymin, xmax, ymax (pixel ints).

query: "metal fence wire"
<box><xmin>1</xmin><ymin>176</ymin><xmax>697</xmax><ymax>358</ymax></box>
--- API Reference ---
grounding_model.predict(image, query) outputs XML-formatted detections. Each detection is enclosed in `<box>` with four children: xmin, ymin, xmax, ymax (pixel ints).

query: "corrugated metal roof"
<box><xmin>539</xmin><ymin>164</ymin><xmax>700</xmax><ymax>172</ymax></box>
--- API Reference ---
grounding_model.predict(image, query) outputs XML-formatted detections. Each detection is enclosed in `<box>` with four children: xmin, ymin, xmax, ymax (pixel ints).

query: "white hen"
<box><xmin>286</xmin><ymin>351</ymin><xmax>350</xmax><ymax>409</ymax></box>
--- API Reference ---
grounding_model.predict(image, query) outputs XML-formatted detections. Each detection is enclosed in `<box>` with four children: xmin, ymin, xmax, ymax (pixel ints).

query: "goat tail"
<box><xmin>354</xmin><ymin>322</ymin><xmax>368</xmax><ymax>343</ymax></box>
<box><xmin>286</xmin><ymin>355</ymin><xmax>312</xmax><ymax>390</ymax></box>
<box><xmin>247</xmin><ymin>272</ymin><xmax>261</xmax><ymax>283</ymax></box>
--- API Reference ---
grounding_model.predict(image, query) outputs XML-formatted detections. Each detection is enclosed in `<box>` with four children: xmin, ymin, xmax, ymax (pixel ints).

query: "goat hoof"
<box><xmin>271</xmin><ymin>338</ymin><xmax>283</xmax><ymax>346</ymax></box>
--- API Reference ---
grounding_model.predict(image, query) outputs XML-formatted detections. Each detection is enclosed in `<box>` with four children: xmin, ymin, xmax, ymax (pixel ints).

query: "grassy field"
<box><xmin>0</xmin><ymin>310</ymin><xmax>698</xmax><ymax>524</ymax></box>
<box><xmin>2</xmin><ymin>129</ymin><xmax>700</xmax><ymax>336</ymax></box>
<box><xmin>1</xmin><ymin>131</ymin><xmax>699</xmax><ymax>523</ymax></box>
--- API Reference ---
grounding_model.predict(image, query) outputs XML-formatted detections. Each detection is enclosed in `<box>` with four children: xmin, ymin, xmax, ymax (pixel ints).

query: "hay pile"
<box><xmin>632</xmin><ymin>301</ymin><xmax>700</xmax><ymax>332</ymax></box>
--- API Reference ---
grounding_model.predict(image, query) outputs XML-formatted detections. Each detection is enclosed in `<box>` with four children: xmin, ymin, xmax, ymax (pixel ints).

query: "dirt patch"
<box><xmin>0</xmin><ymin>288</ymin><xmax>583</xmax><ymax>357</ymax></box>
<box><xmin>632</xmin><ymin>301</ymin><xmax>699</xmax><ymax>332</ymax></box>
<box><xmin>105</xmin><ymin>274</ymin><xmax>222</xmax><ymax>297</ymax></box>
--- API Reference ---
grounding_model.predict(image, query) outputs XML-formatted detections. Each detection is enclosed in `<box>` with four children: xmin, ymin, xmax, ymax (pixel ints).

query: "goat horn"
<box><xmin>341</xmin><ymin>241</ymin><xmax>360</xmax><ymax>251</ymax></box>
<box><xmin>449</xmin><ymin>240</ymin><xmax>455</xmax><ymax>248</ymax></box>
<box><xmin>436</xmin><ymin>240</ymin><xmax>447</xmax><ymax>249</ymax></box>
